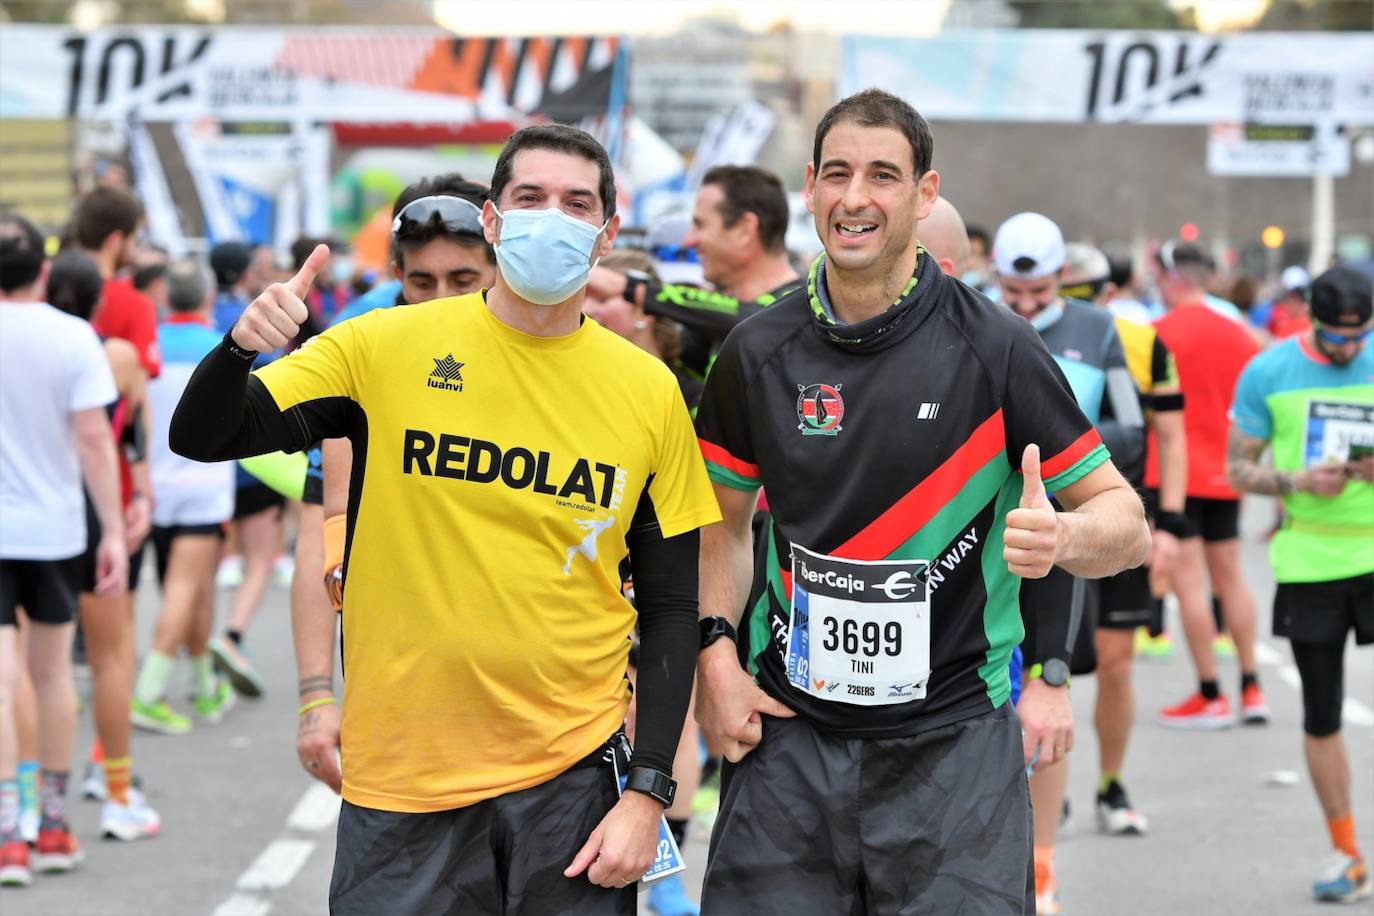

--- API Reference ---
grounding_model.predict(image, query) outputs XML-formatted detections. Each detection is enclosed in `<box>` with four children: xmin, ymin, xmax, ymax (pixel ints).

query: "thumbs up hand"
<box><xmin>231</xmin><ymin>243</ymin><xmax>329</xmax><ymax>353</ymax></box>
<box><xmin>1004</xmin><ymin>444</ymin><xmax>1060</xmax><ymax>579</ymax></box>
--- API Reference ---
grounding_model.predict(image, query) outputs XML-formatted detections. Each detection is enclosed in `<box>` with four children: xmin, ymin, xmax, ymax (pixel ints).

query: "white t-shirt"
<box><xmin>0</xmin><ymin>301</ymin><xmax>118</xmax><ymax>559</ymax></box>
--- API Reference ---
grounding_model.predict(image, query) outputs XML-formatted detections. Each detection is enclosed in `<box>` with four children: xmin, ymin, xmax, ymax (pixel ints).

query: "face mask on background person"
<box><xmin>493</xmin><ymin>207</ymin><xmax>606</xmax><ymax>306</ymax></box>
<box><xmin>330</xmin><ymin>255</ymin><xmax>355</xmax><ymax>287</ymax></box>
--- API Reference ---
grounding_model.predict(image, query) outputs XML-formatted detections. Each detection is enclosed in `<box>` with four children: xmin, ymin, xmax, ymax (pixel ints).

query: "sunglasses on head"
<box><xmin>652</xmin><ymin>244</ymin><xmax>699</xmax><ymax>264</ymax></box>
<box><xmin>392</xmin><ymin>195</ymin><xmax>484</xmax><ymax>239</ymax></box>
<box><xmin>1314</xmin><ymin>323</ymin><xmax>1372</xmax><ymax>347</ymax></box>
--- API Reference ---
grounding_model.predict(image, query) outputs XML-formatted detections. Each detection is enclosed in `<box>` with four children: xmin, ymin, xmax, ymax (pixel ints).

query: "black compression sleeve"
<box><xmin>625</xmin><ymin>486</ymin><xmax>700</xmax><ymax>776</ymax></box>
<box><xmin>121</xmin><ymin>403</ymin><xmax>147</xmax><ymax>463</ymax></box>
<box><xmin>169</xmin><ymin>333</ymin><xmax>305</xmax><ymax>462</ymax></box>
<box><xmin>642</xmin><ymin>284</ymin><xmax>767</xmax><ymax>343</ymax></box>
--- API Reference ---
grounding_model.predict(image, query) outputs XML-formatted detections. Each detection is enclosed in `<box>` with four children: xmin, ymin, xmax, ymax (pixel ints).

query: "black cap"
<box><xmin>210</xmin><ymin>241</ymin><xmax>254</xmax><ymax>289</ymax></box>
<box><xmin>1309</xmin><ymin>266</ymin><xmax>1373</xmax><ymax>327</ymax></box>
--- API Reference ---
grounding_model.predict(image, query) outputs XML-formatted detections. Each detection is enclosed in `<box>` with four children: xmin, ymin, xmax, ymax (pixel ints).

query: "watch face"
<box><xmin>1044</xmin><ymin>659</ymin><xmax>1070</xmax><ymax>686</ymax></box>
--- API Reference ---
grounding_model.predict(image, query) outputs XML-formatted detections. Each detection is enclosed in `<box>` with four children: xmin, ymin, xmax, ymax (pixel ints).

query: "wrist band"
<box><xmin>1154</xmin><ymin>510</ymin><xmax>1194</xmax><ymax>539</ymax></box>
<box><xmin>298</xmin><ymin>696</ymin><xmax>336</xmax><ymax>716</ymax></box>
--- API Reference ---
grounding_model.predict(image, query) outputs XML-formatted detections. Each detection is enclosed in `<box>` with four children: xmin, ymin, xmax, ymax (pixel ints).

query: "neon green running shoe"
<box><xmin>192</xmin><ymin>680</ymin><xmax>237</xmax><ymax>724</ymax></box>
<box><xmin>130</xmin><ymin>698</ymin><xmax>191</xmax><ymax>735</ymax></box>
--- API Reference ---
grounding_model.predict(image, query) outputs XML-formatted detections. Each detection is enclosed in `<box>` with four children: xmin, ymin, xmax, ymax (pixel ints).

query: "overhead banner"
<box><xmin>840</xmin><ymin>30</ymin><xmax>1374</xmax><ymax>125</ymax></box>
<box><xmin>0</xmin><ymin>25</ymin><xmax>620</xmax><ymax>124</ymax></box>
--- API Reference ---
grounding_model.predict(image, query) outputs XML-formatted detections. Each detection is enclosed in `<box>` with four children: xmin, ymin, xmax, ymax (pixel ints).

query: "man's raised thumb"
<box><xmin>1019</xmin><ymin>443</ymin><xmax>1048</xmax><ymax>509</ymax></box>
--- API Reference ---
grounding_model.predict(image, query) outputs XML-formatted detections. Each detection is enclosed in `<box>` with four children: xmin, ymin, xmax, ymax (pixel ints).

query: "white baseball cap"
<box><xmin>993</xmin><ymin>212</ymin><xmax>1066</xmax><ymax>280</ymax></box>
<box><xmin>1280</xmin><ymin>265</ymin><xmax>1310</xmax><ymax>292</ymax></box>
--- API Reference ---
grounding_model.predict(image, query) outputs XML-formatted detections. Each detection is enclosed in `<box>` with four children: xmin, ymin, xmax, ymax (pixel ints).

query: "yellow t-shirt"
<box><xmin>255</xmin><ymin>293</ymin><xmax>721</xmax><ymax>812</ymax></box>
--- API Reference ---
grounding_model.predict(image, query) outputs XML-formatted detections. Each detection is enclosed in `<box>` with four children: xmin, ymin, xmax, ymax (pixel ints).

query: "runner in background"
<box><xmin>1227</xmin><ymin>265</ymin><xmax>1372</xmax><ymax>903</ymax></box>
<box><xmin>1267</xmin><ymin>266</ymin><xmax>1312</xmax><ymax>341</ymax></box>
<box><xmin>1</xmin><ymin>213</ymin><xmax>126</xmax><ymax>886</ymax></box>
<box><xmin>44</xmin><ymin>251</ymin><xmax>160</xmax><ymax>840</ymax></box>
<box><xmin>1151</xmin><ymin>241</ymin><xmax>1269</xmax><ymax>729</ymax></box>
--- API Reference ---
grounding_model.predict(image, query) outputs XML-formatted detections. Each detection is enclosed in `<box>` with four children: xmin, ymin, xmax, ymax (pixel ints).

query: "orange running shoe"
<box><xmin>1034</xmin><ymin>860</ymin><xmax>1062</xmax><ymax>915</ymax></box>
<box><xmin>1159</xmin><ymin>692</ymin><xmax>1232</xmax><ymax>729</ymax></box>
<box><xmin>31</xmin><ymin>826</ymin><xmax>83</xmax><ymax>873</ymax></box>
<box><xmin>1241</xmin><ymin>683</ymin><xmax>1270</xmax><ymax>725</ymax></box>
<box><xmin>0</xmin><ymin>840</ymin><xmax>30</xmax><ymax>887</ymax></box>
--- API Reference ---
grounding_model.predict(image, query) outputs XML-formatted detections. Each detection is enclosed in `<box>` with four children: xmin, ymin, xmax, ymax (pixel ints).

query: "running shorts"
<box><xmin>78</xmin><ymin>493</ymin><xmax>147</xmax><ymax>594</ymax></box>
<box><xmin>1273</xmin><ymin>573</ymin><xmax>1374</xmax><ymax>647</ymax></box>
<box><xmin>330</xmin><ymin>733</ymin><xmax>635</xmax><ymax>916</ymax></box>
<box><xmin>1098</xmin><ymin>564</ymin><xmax>1152</xmax><ymax>630</ymax></box>
<box><xmin>0</xmin><ymin>557</ymin><xmax>80</xmax><ymax>626</ymax></box>
<box><xmin>302</xmin><ymin>442</ymin><xmax>324</xmax><ymax>507</ymax></box>
<box><xmin>232</xmin><ymin>482</ymin><xmax>287</xmax><ymax>521</ymax></box>
<box><xmin>702</xmin><ymin>706</ymin><xmax>1032</xmax><ymax>915</ymax></box>
<box><xmin>150</xmin><ymin>524</ymin><xmax>224</xmax><ymax>587</ymax></box>
<box><xmin>1183</xmin><ymin>496</ymin><xmax>1240</xmax><ymax>543</ymax></box>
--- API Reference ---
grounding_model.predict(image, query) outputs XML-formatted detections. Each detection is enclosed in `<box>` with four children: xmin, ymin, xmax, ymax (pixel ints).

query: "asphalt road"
<box><xmin>4</xmin><ymin>495</ymin><xmax>1371</xmax><ymax>916</ymax></box>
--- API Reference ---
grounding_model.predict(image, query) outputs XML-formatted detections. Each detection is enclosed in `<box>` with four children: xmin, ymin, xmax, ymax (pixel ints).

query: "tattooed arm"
<box><xmin>1226</xmin><ymin>425</ymin><xmax>1349</xmax><ymax>497</ymax></box>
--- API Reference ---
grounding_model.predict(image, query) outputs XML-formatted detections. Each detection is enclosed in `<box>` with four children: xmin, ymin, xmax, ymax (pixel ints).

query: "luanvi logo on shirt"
<box><xmin>796</xmin><ymin>383</ymin><xmax>844</xmax><ymax>436</ymax></box>
<box><xmin>428</xmin><ymin>354</ymin><xmax>464</xmax><ymax>392</ymax></box>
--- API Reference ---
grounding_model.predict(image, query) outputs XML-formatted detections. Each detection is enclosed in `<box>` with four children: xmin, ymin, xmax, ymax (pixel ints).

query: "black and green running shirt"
<box><xmin>695</xmin><ymin>252</ymin><xmax>1109</xmax><ymax>737</ymax></box>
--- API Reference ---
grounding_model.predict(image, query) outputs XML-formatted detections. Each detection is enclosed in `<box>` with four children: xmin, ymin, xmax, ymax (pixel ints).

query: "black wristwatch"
<box><xmin>699</xmin><ymin>616</ymin><xmax>737</xmax><ymax>651</ymax></box>
<box><xmin>1031</xmin><ymin>658</ymin><xmax>1072</xmax><ymax>688</ymax></box>
<box><xmin>624</xmin><ymin>766</ymin><xmax>677</xmax><ymax>807</ymax></box>
<box><xmin>622</xmin><ymin>269</ymin><xmax>651</xmax><ymax>307</ymax></box>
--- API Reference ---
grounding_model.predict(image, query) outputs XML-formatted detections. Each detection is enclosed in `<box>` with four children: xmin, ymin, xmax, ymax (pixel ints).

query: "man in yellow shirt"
<box><xmin>172</xmin><ymin>126</ymin><xmax>720</xmax><ymax>916</ymax></box>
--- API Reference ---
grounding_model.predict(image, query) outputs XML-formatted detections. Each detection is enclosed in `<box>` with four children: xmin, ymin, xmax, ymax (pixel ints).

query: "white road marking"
<box><xmin>211</xmin><ymin>894</ymin><xmax>272</xmax><ymax>916</ymax></box>
<box><xmin>1256</xmin><ymin>641</ymin><xmax>1373</xmax><ymax>728</ymax></box>
<box><xmin>237</xmin><ymin>839</ymin><xmax>317</xmax><ymax>892</ymax></box>
<box><xmin>210</xmin><ymin>781</ymin><xmax>342</xmax><ymax>915</ymax></box>
<box><xmin>288</xmin><ymin>783</ymin><xmax>343</xmax><ymax>832</ymax></box>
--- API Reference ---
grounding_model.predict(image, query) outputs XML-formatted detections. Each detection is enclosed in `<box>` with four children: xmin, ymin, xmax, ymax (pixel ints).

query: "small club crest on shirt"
<box><xmin>797</xmin><ymin>383</ymin><xmax>844</xmax><ymax>436</ymax></box>
<box><xmin>428</xmin><ymin>354</ymin><xmax>464</xmax><ymax>392</ymax></box>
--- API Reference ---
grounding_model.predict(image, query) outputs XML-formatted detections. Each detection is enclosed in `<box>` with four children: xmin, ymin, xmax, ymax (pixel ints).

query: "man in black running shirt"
<box><xmin>692</xmin><ymin>89</ymin><xmax>1150</xmax><ymax>915</ymax></box>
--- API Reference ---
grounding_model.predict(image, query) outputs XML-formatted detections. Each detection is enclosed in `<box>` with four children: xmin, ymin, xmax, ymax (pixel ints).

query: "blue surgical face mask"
<box><xmin>493</xmin><ymin>206</ymin><xmax>606</xmax><ymax>305</ymax></box>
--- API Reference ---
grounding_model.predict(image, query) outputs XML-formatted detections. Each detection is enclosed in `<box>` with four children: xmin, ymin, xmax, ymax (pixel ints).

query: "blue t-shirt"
<box><xmin>331</xmin><ymin>280</ymin><xmax>402</xmax><ymax>327</ymax></box>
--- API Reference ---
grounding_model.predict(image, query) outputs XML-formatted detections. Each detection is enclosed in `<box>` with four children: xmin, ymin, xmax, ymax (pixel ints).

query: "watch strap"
<box><xmin>624</xmin><ymin>766</ymin><xmax>676</xmax><ymax>807</ymax></box>
<box><xmin>1027</xmin><ymin>661</ymin><xmax>1071</xmax><ymax>687</ymax></box>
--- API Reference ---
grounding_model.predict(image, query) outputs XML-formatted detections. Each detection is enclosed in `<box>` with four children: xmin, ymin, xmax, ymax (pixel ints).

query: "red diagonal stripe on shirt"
<box><xmin>835</xmin><ymin>410</ymin><xmax>1007</xmax><ymax>561</ymax></box>
<box><xmin>698</xmin><ymin>438</ymin><xmax>759</xmax><ymax>478</ymax></box>
<box><xmin>1038</xmin><ymin>429</ymin><xmax>1102</xmax><ymax>481</ymax></box>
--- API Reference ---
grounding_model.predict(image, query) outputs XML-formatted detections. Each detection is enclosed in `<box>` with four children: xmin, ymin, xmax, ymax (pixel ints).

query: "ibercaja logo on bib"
<box><xmin>797</xmin><ymin>383</ymin><xmax>844</xmax><ymax>436</ymax></box>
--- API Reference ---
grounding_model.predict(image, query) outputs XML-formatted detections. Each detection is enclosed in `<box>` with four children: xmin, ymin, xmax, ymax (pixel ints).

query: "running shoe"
<box><xmin>31</xmin><ymin>826</ymin><xmax>83</xmax><ymax>873</ymax></box>
<box><xmin>0</xmin><ymin>840</ymin><xmax>30</xmax><ymax>887</ymax></box>
<box><xmin>130</xmin><ymin>698</ymin><xmax>192</xmax><ymax>735</ymax></box>
<box><xmin>192</xmin><ymin>679</ymin><xmax>237</xmax><ymax>724</ymax></box>
<box><xmin>1034</xmin><ymin>861</ymin><xmax>1062</xmax><ymax>915</ymax></box>
<box><xmin>647</xmin><ymin>873</ymin><xmax>699</xmax><ymax>916</ymax></box>
<box><xmin>1213</xmin><ymin>633</ymin><xmax>1237</xmax><ymax>657</ymax></box>
<box><xmin>209</xmin><ymin>636</ymin><xmax>265</xmax><ymax>698</ymax></box>
<box><xmin>272</xmin><ymin>553</ymin><xmax>295</xmax><ymax>589</ymax></box>
<box><xmin>1313</xmin><ymin>852</ymin><xmax>1371</xmax><ymax>903</ymax></box>
<box><xmin>1241</xmin><ymin>683</ymin><xmax>1271</xmax><ymax>725</ymax></box>
<box><xmin>215</xmin><ymin>555</ymin><xmax>244</xmax><ymax>588</ymax></box>
<box><xmin>1096</xmin><ymin>779</ymin><xmax>1148</xmax><ymax>836</ymax></box>
<box><xmin>81</xmin><ymin>761</ymin><xmax>107</xmax><ymax>802</ymax></box>
<box><xmin>1133</xmin><ymin>629</ymin><xmax>1173</xmax><ymax>659</ymax></box>
<box><xmin>100</xmin><ymin>788</ymin><xmax>161</xmax><ymax>842</ymax></box>
<box><xmin>1158</xmin><ymin>692</ymin><xmax>1232</xmax><ymax>729</ymax></box>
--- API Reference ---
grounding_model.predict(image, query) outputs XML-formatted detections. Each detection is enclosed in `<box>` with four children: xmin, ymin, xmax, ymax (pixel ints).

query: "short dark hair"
<box><xmin>392</xmin><ymin>173</ymin><xmax>495</xmax><ymax>268</ymax></box>
<box><xmin>0</xmin><ymin>212</ymin><xmax>47</xmax><ymax>293</ymax></box>
<box><xmin>47</xmin><ymin>250</ymin><xmax>104</xmax><ymax>321</ymax></box>
<box><xmin>1155</xmin><ymin>240</ymin><xmax>1210</xmax><ymax>286</ymax></box>
<box><xmin>813</xmin><ymin>88</ymin><xmax>934</xmax><ymax>177</ymax></box>
<box><xmin>290</xmin><ymin>237</ymin><xmax>319</xmax><ymax>273</ymax></box>
<box><xmin>210</xmin><ymin>241</ymin><xmax>254</xmax><ymax>290</ymax></box>
<box><xmin>72</xmin><ymin>187</ymin><xmax>143</xmax><ymax>251</ymax></box>
<box><xmin>702</xmin><ymin>166</ymin><xmax>789</xmax><ymax>254</ymax></box>
<box><xmin>1106</xmin><ymin>249</ymin><xmax>1134</xmax><ymax>289</ymax></box>
<box><xmin>966</xmin><ymin>225</ymin><xmax>989</xmax><ymax>249</ymax></box>
<box><xmin>489</xmin><ymin>125</ymin><xmax>616</xmax><ymax>220</ymax></box>
<box><xmin>166</xmin><ymin>259</ymin><xmax>210</xmax><ymax>314</ymax></box>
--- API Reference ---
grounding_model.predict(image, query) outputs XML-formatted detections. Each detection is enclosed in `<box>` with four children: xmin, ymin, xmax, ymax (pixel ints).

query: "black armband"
<box><xmin>121</xmin><ymin>403</ymin><xmax>148</xmax><ymax>463</ymax></box>
<box><xmin>1153</xmin><ymin>510</ymin><xmax>1195</xmax><ymax>539</ymax></box>
<box><xmin>1152</xmin><ymin>392</ymin><xmax>1185</xmax><ymax>412</ymax></box>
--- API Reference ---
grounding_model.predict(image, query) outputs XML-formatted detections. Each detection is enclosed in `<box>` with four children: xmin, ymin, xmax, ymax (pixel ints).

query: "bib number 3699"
<box><xmin>786</xmin><ymin>545</ymin><xmax>930</xmax><ymax>706</ymax></box>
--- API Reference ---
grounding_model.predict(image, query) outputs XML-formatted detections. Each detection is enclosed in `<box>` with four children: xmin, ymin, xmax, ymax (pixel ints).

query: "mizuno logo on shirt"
<box><xmin>402</xmin><ymin>429</ymin><xmax>622</xmax><ymax>509</ymax></box>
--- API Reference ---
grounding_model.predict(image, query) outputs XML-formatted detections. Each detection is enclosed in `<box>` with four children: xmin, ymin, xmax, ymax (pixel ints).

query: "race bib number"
<box><xmin>1305</xmin><ymin>401</ymin><xmax>1374</xmax><ymax>468</ymax></box>
<box><xmin>785</xmin><ymin>545</ymin><xmax>930</xmax><ymax>707</ymax></box>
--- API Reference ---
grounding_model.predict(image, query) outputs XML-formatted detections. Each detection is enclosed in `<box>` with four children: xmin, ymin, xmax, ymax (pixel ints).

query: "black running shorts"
<box><xmin>1183</xmin><ymin>496</ymin><xmax>1240</xmax><ymax>543</ymax></box>
<box><xmin>330</xmin><ymin>738</ymin><xmax>636</xmax><ymax>916</ymax></box>
<box><xmin>1273</xmin><ymin>573</ymin><xmax>1374</xmax><ymax>647</ymax></box>
<box><xmin>1098</xmin><ymin>564</ymin><xmax>1152</xmax><ymax>630</ymax></box>
<box><xmin>78</xmin><ymin>492</ymin><xmax>148</xmax><ymax>594</ymax></box>
<box><xmin>232</xmin><ymin>482</ymin><xmax>286</xmax><ymax>521</ymax></box>
<box><xmin>702</xmin><ymin>705</ymin><xmax>1032</xmax><ymax>915</ymax></box>
<box><xmin>150</xmin><ymin>524</ymin><xmax>224</xmax><ymax>587</ymax></box>
<box><xmin>1</xmin><ymin>557</ymin><xmax>80</xmax><ymax>626</ymax></box>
